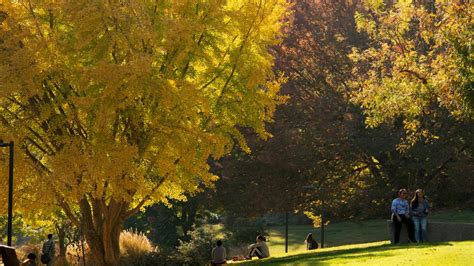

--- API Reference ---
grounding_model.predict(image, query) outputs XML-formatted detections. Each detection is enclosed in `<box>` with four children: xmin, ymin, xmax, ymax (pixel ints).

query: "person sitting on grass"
<box><xmin>245</xmin><ymin>235</ymin><xmax>270</xmax><ymax>260</ymax></box>
<box><xmin>305</xmin><ymin>233</ymin><xmax>318</xmax><ymax>250</ymax></box>
<box><xmin>211</xmin><ymin>240</ymin><xmax>227</xmax><ymax>265</ymax></box>
<box><xmin>391</xmin><ymin>188</ymin><xmax>416</xmax><ymax>244</ymax></box>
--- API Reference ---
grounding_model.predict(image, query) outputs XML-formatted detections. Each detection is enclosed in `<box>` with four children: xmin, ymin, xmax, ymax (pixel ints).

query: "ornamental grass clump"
<box><xmin>120</xmin><ymin>229</ymin><xmax>156</xmax><ymax>258</ymax></box>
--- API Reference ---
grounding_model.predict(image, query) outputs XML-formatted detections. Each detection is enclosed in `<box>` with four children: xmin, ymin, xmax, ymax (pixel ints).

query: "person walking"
<box><xmin>391</xmin><ymin>189</ymin><xmax>416</xmax><ymax>244</ymax></box>
<box><xmin>411</xmin><ymin>189</ymin><xmax>430</xmax><ymax>243</ymax></box>
<box><xmin>41</xmin><ymin>234</ymin><xmax>55</xmax><ymax>266</ymax></box>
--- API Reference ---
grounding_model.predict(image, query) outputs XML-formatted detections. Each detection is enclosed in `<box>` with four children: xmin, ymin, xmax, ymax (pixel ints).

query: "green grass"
<box><xmin>428</xmin><ymin>209</ymin><xmax>474</xmax><ymax>223</ymax></box>
<box><xmin>263</xmin><ymin>209</ymin><xmax>474</xmax><ymax>257</ymax></box>
<box><xmin>265</xmin><ymin>220</ymin><xmax>387</xmax><ymax>256</ymax></box>
<box><xmin>236</xmin><ymin>241</ymin><xmax>474</xmax><ymax>265</ymax></box>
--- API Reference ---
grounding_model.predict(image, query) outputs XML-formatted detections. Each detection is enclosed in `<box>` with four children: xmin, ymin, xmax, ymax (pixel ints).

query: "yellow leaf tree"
<box><xmin>0</xmin><ymin>1</ymin><xmax>289</xmax><ymax>264</ymax></box>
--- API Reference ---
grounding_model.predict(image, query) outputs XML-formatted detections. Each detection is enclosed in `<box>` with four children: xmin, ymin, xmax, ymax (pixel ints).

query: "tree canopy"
<box><xmin>0</xmin><ymin>0</ymin><xmax>289</xmax><ymax>264</ymax></box>
<box><xmin>351</xmin><ymin>0</ymin><xmax>473</xmax><ymax>139</ymax></box>
<box><xmin>210</xmin><ymin>0</ymin><xmax>473</xmax><ymax>226</ymax></box>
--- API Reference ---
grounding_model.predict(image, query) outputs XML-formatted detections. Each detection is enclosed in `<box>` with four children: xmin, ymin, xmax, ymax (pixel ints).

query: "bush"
<box><xmin>16</xmin><ymin>244</ymin><xmax>41</xmax><ymax>263</ymax></box>
<box><xmin>120</xmin><ymin>252</ymin><xmax>175</xmax><ymax>266</ymax></box>
<box><xmin>120</xmin><ymin>229</ymin><xmax>156</xmax><ymax>257</ymax></box>
<box><xmin>224</xmin><ymin>218</ymin><xmax>268</xmax><ymax>248</ymax></box>
<box><xmin>119</xmin><ymin>229</ymin><xmax>170</xmax><ymax>265</ymax></box>
<box><xmin>175</xmin><ymin>225</ymin><xmax>228</xmax><ymax>265</ymax></box>
<box><xmin>228</xmin><ymin>225</ymin><xmax>267</xmax><ymax>247</ymax></box>
<box><xmin>124</xmin><ymin>204</ymin><xmax>180</xmax><ymax>252</ymax></box>
<box><xmin>175</xmin><ymin>222</ymin><xmax>270</xmax><ymax>262</ymax></box>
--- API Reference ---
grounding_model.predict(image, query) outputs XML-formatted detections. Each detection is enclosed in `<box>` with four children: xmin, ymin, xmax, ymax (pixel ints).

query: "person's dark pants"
<box><xmin>392</xmin><ymin>214</ymin><xmax>416</xmax><ymax>243</ymax></box>
<box><xmin>248</xmin><ymin>247</ymin><xmax>264</xmax><ymax>259</ymax></box>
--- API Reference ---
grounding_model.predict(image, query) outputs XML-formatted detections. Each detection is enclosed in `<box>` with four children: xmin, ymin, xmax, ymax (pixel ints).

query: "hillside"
<box><xmin>237</xmin><ymin>241</ymin><xmax>474</xmax><ymax>265</ymax></box>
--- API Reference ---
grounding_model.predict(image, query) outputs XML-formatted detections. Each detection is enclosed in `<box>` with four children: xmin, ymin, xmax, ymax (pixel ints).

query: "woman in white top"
<box><xmin>246</xmin><ymin>235</ymin><xmax>270</xmax><ymax>259</ymax></box>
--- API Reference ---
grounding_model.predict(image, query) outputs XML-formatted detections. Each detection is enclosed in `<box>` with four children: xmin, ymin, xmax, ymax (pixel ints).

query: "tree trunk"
<box><xmin>56</xmin><ymin>225</ymin><xmax>67</xmax><ymax>258</ymax></box>
<box><xmin>182</xmin><ymin>201</ymin><xmax>197</xmax><ymax>238</ymax></box>
<box><xmin>78</xmin><ymin>197</ymin><xmax>126</xmax><ymax>266</ymax></box>
<box><xmin>84</xmin><ymin>223</ymin><xmax>122</xmax><ymax>265</ymax></box>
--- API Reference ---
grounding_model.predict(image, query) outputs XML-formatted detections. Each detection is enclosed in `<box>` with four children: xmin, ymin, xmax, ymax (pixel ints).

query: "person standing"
<box><xmin>411</xmin><ymin>189</ymin><xmax>430</xmax><ymax>243</ymax></box>
<box><xmin>41</xmin><ymin>234</ymin><xmax>55</xmax><ymax>266</ymax></box>
<box><xmin>391</xmin><ymin>189</ymin><xmax>416</xmax><ymax>244</ymax></box>
<box><xmin>211</xmin><ymin>240</ymin><xmax>227</xmax><ymax>265</ymax></box>
<box><xmin>305</xmin><ymin>233</ymin><xmax>318</xmax><ymax>250</ymax></box>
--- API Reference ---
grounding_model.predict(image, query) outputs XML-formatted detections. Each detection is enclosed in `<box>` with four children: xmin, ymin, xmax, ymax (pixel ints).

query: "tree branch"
<box><xmin>124</xmin><ymin>177</ymin><xmax>166</xmax><ymax>219</ymax></box>
<box><xmin>400</xmin><ymin>69</ymin><xmax>428</xmax><ymax>84</ymax></box>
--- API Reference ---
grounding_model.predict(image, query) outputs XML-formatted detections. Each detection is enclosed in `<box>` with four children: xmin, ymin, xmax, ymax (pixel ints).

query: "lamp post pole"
<box><xmin>0</xmin><ymin>140</ymin><xmax>14</xmax><ymax>246</ymax></box>
<box><xmin>285</xmin><ymin>210</ymin><xmax>289</xmax><ymax>253</ymax></box>
<box><xmin>320</xmin><ymin>197</ymin><xmax>324</xmax><ymax>248</ymax></box>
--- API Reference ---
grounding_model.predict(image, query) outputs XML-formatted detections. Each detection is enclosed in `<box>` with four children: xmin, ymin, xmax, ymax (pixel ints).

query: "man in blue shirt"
<box><xmin>391</xmin><ymin>189</ymin><xmax>416</xmax><ymax>244</ymax></box>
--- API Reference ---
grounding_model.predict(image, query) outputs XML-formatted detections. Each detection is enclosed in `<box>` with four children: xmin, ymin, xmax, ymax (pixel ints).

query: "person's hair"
<box><xmin>398</xmin><ymin>188</ymin><xmax>407</xmax><ymax>196</ymax></box>
<box><xmin>27</xmin><ymin>253</ymin><xmax>36</xmax><ymax>259</ymax></box>
<box><xmin>48</xmin><ymin>234</ymin><xmax>53</xmax><ymax>239</ymax></box>
<box><xmin>257</xmin><ymin>235</ymin><xmax>266</xmax><ymax>242</ymax></box>
<box><xmin>216</xmin><ymin>240</ymin><xmax>222</xmax><ymax>246</ymax></box>
<box><xmin>411</xmin><ymin>189</ymin><xmax>424</xmax><ymax>209</ymax></box>
<box><xmin>306</xmin><ymin>233</ymin><xmax>313</xmax><ymax>242</ymax></box>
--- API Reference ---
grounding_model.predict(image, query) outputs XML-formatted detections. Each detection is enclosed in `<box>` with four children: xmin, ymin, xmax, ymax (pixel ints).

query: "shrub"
<box><xmin>16</xmin><ymin>244</ymin><xmax>41</xmax><ymax>263</ymax></box>
<box><xmin>228</xmin><ymin>225</ymin><xmax>267</xmax><ymax>247</ymax></box>
<box><xmin>119</xmin><ymin>252</ymin><xmax>174</xmax><ymax>266</ymax></box>
<box><xmin>65</xmin><ymin>242</ymin><xmax>89</xmax><ymax>265</ymax></box>
<box><xmin>218</xmin><ymin>219</ymin><xmax>269</xmax><ymax>258</ymax></box>
<box><xmin>225</xmin><ymin>218</ymin><xmax>268</xmax><ymax>248</ymax></box>
<box><xmin>119</xmin><ymin>229</ymin><xmax>180</xmax><ymax>265</ymax></box>
<box><xmin>120</xmin><ymin>229</ymin><xmax>156</xmax><ymax>258</ymax></box>
<box><xmin>175</xmin><ymin>225</ymin><xmax>228</xmax><ymax>265</ymax></box>
<box><xmin>124</xmin><ymin>204</ymin><xmax>180</xmax><ymax>252</ymax></box>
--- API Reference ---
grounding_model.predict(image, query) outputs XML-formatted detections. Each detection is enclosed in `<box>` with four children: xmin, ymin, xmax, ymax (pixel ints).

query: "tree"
<box><xmin>351</xmin><ymin>0</ymin><xmax>473</xmax><ymax>139</ymax></box>
<box><xmin>0</xmin><ymin>1</ymin><xmax>289</xmax><ymax>264</ymax></box>
<box><xmin>211</xmin><ymin>0</ymin><xmax>474</xmax><ymax>224</ymax></box>
<box><xmin>212</xmin><ymin>0</ymin><xmax>372</xmax><ymax>221</ymax></box>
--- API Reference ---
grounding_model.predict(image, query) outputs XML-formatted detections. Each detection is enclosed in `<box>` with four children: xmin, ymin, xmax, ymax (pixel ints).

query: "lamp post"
<box><xmin>285</xmin><ymin>210</ymin><xmax>289</xmax><ymax>253</ymax></box>
<box><xmin>0</xmin><ymin>139</ymin><xmax>14</xmax><ymax>246</ymax></box>
<box><xmin>320</xmin><ymin>197</ymin><xmax>325</xmax><ymax>248</ymax></box>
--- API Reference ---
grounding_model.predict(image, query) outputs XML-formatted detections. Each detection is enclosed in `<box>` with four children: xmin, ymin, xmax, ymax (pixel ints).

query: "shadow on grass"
<box><xmin>239</xmin><ymin>242</ymin><xmax>453</xmax><ymax>265</ymax></box>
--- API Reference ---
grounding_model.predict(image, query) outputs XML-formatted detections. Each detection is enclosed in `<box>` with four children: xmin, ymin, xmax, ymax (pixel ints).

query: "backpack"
<box><xmin>309</xmin><ymin>239</ymin><xmax>319</xmax><ymax>250</ymax></box>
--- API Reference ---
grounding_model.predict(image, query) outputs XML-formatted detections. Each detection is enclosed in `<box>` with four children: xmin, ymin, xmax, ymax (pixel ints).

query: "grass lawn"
<box><xmin>236</xmin><ymin>241</ymin><xmax>474</xmax><ymax>265</ymax></box>
<box><xmin>264</xmin><ymin>210</ymin><xmax>474</xmax><ymax>257</ymax></box>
